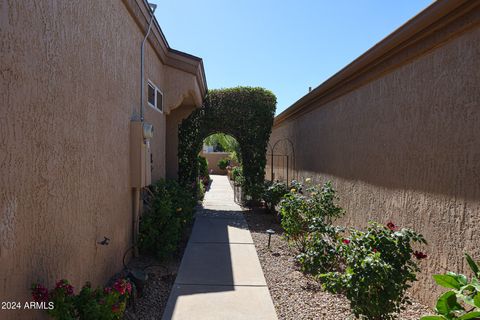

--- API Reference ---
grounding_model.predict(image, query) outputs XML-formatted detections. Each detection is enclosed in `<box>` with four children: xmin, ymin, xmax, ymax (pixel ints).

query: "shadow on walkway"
<box><xmin>162</xmin><ymin>175</ymin><xmax>277</xmax><ymax>320</ymax></box>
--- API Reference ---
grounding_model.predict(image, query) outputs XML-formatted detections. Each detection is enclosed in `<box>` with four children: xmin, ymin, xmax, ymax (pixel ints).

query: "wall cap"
<box><xmin>274</xmin><ymin>0</ymin><xmax>479</xmax><ymax>127</ymax></box>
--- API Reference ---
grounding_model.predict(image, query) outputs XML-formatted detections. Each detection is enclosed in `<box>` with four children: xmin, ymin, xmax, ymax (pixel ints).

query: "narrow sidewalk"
<box><xmin>162</xmin><ymin>175</ymin><xmax>278</xmax><ymax>320</ymax></box>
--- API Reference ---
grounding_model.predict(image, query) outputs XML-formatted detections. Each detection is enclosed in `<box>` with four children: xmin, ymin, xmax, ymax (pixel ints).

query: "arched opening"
<box><xmin>199</xmin><ymin>133</ymin><xmax>244</xmax><ymax>201</ymax></box>
<box><xmin>266</xmin><ymin>138</ymin><xmax>296</xmax><ymax>185</ymax></box>
<box><xmin>178</xmin><ymin>87</ymin><xmax>276</xmax><ymax>201</ymax></box>
<box><xmin>200</xmin><ymin>133</ymin><xmax>241</xmax><ymax>172</ymax></box>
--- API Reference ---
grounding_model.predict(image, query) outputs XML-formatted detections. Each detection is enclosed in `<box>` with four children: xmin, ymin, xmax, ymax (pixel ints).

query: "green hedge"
<box><xmin>178</xmin><ymin>87</ymin><xmax>276</xmax><ymax>201</ymax></box>
<box><xmin>139</xmin><ymin>179</ymin><xmax>196</xmax><ymax>260</ymax></box>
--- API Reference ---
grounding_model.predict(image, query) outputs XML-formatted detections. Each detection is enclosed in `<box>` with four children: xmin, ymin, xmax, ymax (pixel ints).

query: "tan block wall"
<box><xmin>0</xmin><ymin>1</ymin><xmax>199</xmax><ymax>318</ymax></box>
<box><xmin>200</xmin><ymin>152</ymin><xmax>232</xmax><ymax>175</ymax></box>
<box><xmin>269</xmin><ymin>26</ymin><xmax>480</xmax><ymax>306</ymax></box>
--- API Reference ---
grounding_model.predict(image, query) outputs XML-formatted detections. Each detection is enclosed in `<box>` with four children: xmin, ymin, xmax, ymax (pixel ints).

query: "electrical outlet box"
<box><xmin>130</xmin><ymin>121</ymin><xmax>152</xmax><ymax>187</ymax></box>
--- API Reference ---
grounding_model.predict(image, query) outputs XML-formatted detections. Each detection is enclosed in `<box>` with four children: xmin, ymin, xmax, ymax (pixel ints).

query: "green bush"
<box><xmin>139</xmin><ymin>179</ymin><xmax>196</xmax><ymax>260</ymax></box>
<box><xmin>31</xmin><ymin>279</ymin><xmax>132</xmax><ymax>320</ymax></box>
<box><xmin>278</xmin><ymin>179</ymin><xmax>344</xmax><ymax>252</ymax></box>
<box><xmin>262</xmin><ymin>180</ymin><xmax>289</xmax><ymax>213</ymax></box>
<box><xmin>232</xmin><ymin>166</ymin><xmax>244</xmax><ymax>184</ymax></box>
<box><xmin>421</xmin><ymin>253</ymin><xmax>480</xmax><ymax>320</ymax></box>
<box><xmin>197</xmin><ymin>156</ymin><xmax>209</xmax><ymax>180</ymax></box>
<box><xmin>198</xmin><ymin>155</ymin><xmax>210</xmax><ymax>188</ymax></box>
<box><xmin>320</xmin><ymin>222</ymin><xmax>426</xmax><ymax>320</ymax></box>
<box><xmin>277</xmin><ymin>179</ymin><xmax>427</xmax><ymax>319</ymax></box>
<box><xmin>297</xmin><ymin>224</ymin><xmax>344</xmax><ymax>275</ymax></box>
<box><xmin>197</xmin><ymin>179</ymin><xmax>206</xmax><ymax>200</ymax></box>
<box><xmin>217</xmin><ymin>158</ymin><xmax>230</xmax><ymax>170</ymax></box>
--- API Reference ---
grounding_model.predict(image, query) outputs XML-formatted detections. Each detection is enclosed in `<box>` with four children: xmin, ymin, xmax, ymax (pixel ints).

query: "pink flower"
<box><xmin>342</xmin><ymin>239</ymin><xmax>350</xmax><ymax>245</ymax></box>
<box><xmin>113</xmin><ymin>278</ymin><xmax>131</xmax><ymax>296</ymax></box>
<box><xmin>104</xmin><ymin>287</ymin><xmax>112</xmax><ymax>294</ymax></box>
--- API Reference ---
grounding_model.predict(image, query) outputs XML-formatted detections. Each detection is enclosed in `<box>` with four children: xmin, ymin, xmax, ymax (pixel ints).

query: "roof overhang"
<box><xmin>122</xmin><ymin>0</ymin><xmax>208</xmax><ymax>108</ymax></box>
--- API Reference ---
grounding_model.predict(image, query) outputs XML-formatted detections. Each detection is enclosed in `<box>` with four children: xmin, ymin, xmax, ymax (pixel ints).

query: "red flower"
<box><xmin>113</xmin><ymin>278</ymin><xmax>131</xmax><ymax>296</ymax></box>
<box><xmin>342</xmin><ymin>239</ymin><xmax>350</xmax><ymax>245</ymax></box>
<box><xmin>31</xmin><ymin>284</ymin><xmax>49</xmax><ymax>302</ymax></box>
<box><xmin>125</xmin><ymin>282</ymin><xmax>132</xmax><ymax>295</ymax></box>
<box><xmin>373</xmin><ymin>248</ymin><xmax>378</xmax><ymax>253</ymax></box>
<box><xmin>413</xmin><ymin>251</ymin><xmax>427</xmax><ymax>260</ymax></box>
<box><xmin>55</xmin><ymin>279</ymin><xmax>74</xmax><ymax>296</ymax></box>
<box><xmin>386</xmin><ymin>222</ymin><xmax>397</xmax><ymax>231</ymax></box>
<box><xmin>111</xmin><ymin>304</ymin><xmax>120</xmax><ymax>313</ymax></box>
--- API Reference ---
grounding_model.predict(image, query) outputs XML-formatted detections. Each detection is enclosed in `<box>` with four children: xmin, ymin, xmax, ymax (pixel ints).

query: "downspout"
<box><xmin>133</xmin><ymin>2</ymin><xmax>157</xmax><ymax>257</ymax></box>
<box><xmin>140</xmin><ymin>3</ymin><xmax>157</xmax><ymax>121</ymax></box>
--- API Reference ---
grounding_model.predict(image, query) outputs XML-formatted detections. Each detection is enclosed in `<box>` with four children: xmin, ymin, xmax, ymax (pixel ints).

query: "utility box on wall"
<box><xmin>130</xmin><ymin>121</ymin><xmax>153</xmax><ymax>188</ymax></box>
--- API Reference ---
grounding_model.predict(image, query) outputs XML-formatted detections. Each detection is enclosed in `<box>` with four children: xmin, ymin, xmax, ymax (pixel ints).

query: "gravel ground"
<box><xmin>123</xmin><ymin>256</ymin><xmax>178</xmax><ymax>320</ymax></box>
<box><xmin>244</xmin><ymin>207</ymin><xmax>432</xmax><ymax>320</ymax></box>
<box><xmin>124</xmin><ymin>222</ymin><xmax>193</xmax><ymax>320</ymax></box>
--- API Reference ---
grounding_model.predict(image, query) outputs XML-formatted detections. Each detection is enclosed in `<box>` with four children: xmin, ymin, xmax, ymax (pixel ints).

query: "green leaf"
<box><xmin>474</xmin><ymin>293</ymin><xmax>480</xmax><ymax>308</ymax></box>
<box><xmin>434</xmin><ymin>274</ymin><xmax>463</xmax><ymax>290</ymax></box>
<box><xmin>466</xmin><ymin>253</ymin><xmax>480</xmax><ymax>276</ymax></box>
<box><xmin>436</xmin><ymin>291</ymin><xmax>463</xmax><ymax>315</ymax></box>
<box><xmin>471</xmin><ymin>278</ymin><xmax>480</xmax><ymax>291</ymax></box>
<box><xmin>458</xmin><ymin>311</ymin><xmax>480</xmax><ymax>320</ymax></box>
<box><xmin>420</xmin><ymin>316</ymin><xmax>447</xmax><ymax>320</ymax></box>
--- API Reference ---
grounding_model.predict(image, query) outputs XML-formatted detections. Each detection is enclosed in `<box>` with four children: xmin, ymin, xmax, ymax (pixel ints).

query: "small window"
<box><xmin>147</xmin><ymin>81</ymin><xmax>163</xmax><ymax>113</ymax></box>
<box><xmin>156</xmin><ymin>90</ymin><xmax>163</xmax><ymax>112</ymax></box>
<box><xmin>148</xmin><ymin>83</ymin><xmax>155</xmax><ymax>106</ymax></box>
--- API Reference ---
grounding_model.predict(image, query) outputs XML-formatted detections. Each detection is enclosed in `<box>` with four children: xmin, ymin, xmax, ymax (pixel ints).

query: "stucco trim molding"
<box><xmin>122</xmin><ymin>0</ymin><xmax>208</xmax><ymax>97</ymax></box>
<box><xmin>274</xmin><ymin>0</ymin><xmax>480</xmax><ymax>127</ymax></box>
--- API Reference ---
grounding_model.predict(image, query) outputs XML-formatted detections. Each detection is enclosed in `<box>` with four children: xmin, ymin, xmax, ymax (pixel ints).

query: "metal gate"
<box><xmin>266</xmin><ymin>138</ymin><xmax>296</xmax><ymax>185</ymax></box>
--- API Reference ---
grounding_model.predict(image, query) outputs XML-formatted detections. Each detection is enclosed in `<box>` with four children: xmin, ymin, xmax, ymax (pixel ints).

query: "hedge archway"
<box><xmin>178</xmin><ymin>87</ymin><xmax>276</xmax><ymax>200</ymax></box>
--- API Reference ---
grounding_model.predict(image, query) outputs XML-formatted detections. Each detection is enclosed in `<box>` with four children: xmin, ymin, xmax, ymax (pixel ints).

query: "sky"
<box><xmin>153</xmin><ymin>1</ymin><xmax>433</xmax><ymax>115</ymax></box>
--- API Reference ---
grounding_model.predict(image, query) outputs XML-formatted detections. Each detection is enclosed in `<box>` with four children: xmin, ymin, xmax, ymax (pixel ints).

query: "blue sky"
<box><xmin>153</xmin><ymin>1</ymin><xmax>433</xmax><ymax>115</ymax></box>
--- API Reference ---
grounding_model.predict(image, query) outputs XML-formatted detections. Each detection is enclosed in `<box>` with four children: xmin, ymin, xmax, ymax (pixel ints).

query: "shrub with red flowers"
<box><xmin>31</xmin><ymin>278</ymin><xmax>131</xmax><ymax>320</ymax></box>
<box><xmin>277</xmin><ymin>179</ymin><xmax>428</xmax><ymax>319</ymax></box>
<box><xmin>320</xmin><ymin>222</ymin><xmax>427</xmax><ymax>320</ymax></box>
<box><xmin>31</xmin><ymin>279</ymin><xmax>76</xmax><ymax>319</ymax></box>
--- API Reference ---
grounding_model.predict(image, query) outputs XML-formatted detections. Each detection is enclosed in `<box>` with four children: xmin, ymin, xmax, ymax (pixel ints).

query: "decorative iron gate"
<box><xmin>265</xmin><ymin>138</ymin><xmax>296</xmax><ymax>185</ymax></box>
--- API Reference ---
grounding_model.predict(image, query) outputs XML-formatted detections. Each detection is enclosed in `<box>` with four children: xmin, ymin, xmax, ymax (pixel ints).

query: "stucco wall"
<box><xmin>0</xmin><ymin>1</ymin><xmax>202</xmax><ymax>319</ymax></box>
<box><xmin>268</xmin><ymin>23</ymin><xmax>480</xmax><ymax>306</ymax></box>
<box><xmin>200</xmin><ymin>152</ymin><xmax>233</xmax><ymax>175</ymax></box>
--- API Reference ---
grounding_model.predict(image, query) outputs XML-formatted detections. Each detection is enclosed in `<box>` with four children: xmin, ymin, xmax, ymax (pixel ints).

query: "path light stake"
<box><xmin>266</xmin><ymin>229</ymin><xmax>275</xmax><ymax>248</ymax></box>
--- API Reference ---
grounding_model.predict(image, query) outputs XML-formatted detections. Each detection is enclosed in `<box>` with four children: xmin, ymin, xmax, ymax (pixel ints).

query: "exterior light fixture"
<box><xmin>266</xmin><ymin>229</ymin><xmax>275</xmax><ymax>248</ymax></box>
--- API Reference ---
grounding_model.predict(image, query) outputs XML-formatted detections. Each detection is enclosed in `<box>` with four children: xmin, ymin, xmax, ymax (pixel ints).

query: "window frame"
<box><xmin>147</xmin><ymin>80</ymin><xmax>163</xmax><ymax>113</ymax></box>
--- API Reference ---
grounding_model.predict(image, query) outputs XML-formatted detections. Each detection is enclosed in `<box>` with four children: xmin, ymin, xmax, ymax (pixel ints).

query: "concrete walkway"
<box><xmin>162</xmin><ymin>175</ymin><xmax>278</xmax><ymax>320</ymax></box>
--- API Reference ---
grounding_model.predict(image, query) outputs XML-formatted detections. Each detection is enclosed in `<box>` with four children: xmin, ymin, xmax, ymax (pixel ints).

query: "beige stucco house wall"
<box><xmin>0</xmin><ymin>1</ymin><xmax>206</xmax><ymax>318</ymax></box>
<box><xmin>268</xmin><ymin>0</ymin><xmax>479</xmax><ymax>306</ymax></box>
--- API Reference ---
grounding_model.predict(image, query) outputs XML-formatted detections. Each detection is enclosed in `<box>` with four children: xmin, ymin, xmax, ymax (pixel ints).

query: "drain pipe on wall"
<box><xmin>132</xmin><ymin>2</ymin><xmax>157</xmax><ymax>257</ymax></box>
<box><xmin>140</xmin><ymin>2</ymin><xmax>157</xmax><ymax>121</ymax></box>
